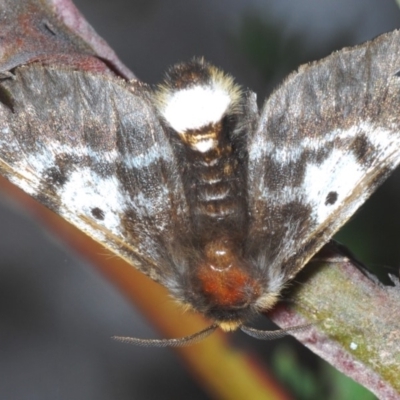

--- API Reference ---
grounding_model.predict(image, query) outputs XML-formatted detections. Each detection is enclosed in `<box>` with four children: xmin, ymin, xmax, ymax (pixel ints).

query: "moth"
<box><xmin>1</xmin><ymin>13</ymin><xmax>400</xmax><ymax>345</ymax></box>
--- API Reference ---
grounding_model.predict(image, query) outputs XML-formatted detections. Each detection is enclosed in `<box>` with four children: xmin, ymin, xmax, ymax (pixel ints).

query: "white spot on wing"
<box><xmin>162</xmin><ymin>85</ymin><xmax>232</xmax><ymax>132</ymax></box>
<box><xmin>303</xmin><ymin>148</ymin><xmax>364</xmax><ymax>222</ymax></box>
<box><xmin>303</xmin><ymin>123</ymin><xmax>400</xmax><ymax>223</ymax></box>
<box><xmin>59</xmin><ymin>167</ymin><xmax>126</xmax><ymax>235</ymax></box>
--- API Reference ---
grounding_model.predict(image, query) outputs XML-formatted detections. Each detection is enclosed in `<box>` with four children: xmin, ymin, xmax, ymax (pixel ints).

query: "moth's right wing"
<box><xmin>246</xmin><ymin>30</ymin><xmax>400</xmax><ymax>290</ymax></box>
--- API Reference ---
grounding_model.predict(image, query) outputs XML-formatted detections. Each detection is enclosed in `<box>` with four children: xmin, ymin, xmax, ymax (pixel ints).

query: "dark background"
<box><xmin>1</xmin><ymin>0</ymin><xmax>400</xmax><ymax>399</ymax></box>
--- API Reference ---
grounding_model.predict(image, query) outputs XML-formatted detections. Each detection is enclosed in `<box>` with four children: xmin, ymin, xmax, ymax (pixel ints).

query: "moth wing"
<box><xmin>247</xmin><ymin>30</ymin><xmax>400</xmax><ymax>285</ymax></box>
<box><xmin>0</xmin><ymin>66</ymin><xmax>190</xmax><ymax>284</ymax></box>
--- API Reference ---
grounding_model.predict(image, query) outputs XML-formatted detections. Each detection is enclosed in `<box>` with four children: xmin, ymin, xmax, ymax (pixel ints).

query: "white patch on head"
<box><xmin>161</xmin><ymin>84</ymin><xmax>232</xmax><ymax>132</ymax></box>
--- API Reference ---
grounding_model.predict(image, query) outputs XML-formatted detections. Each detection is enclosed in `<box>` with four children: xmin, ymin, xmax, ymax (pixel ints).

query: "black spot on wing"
<box><xmin>325</xmin><ymin>191</ymin><xmax>338</xmax><ymax>205</ymax></box>
<box><xmin>91</xmin><ymin>207</ymin><xmax>105</xmax><ymax>220</ymax></box>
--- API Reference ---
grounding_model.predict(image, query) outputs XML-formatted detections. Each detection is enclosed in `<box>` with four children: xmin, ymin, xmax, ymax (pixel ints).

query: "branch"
<box><xmin>269</xmin><ymin>243</ymin><xmax>400</xmax><ymax>399</ymax></box>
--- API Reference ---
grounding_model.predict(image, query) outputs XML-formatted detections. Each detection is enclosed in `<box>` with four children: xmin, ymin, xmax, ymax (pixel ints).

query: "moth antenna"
<box><xmin>240</xmin><ymin>323</ymin><xmax>313</xmax><ymax>340</ymax></box>
<box><xmin>112</xmin><ymin>324</ymin><xmax>219</xmax><ymax>347</ymax></box>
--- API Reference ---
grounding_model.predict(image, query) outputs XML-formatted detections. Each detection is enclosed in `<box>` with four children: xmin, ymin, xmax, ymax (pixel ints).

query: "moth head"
<box><xmin>155</xmin><ymin>58</ymin><xmax>242</xmax><ymax>141</ymax></box>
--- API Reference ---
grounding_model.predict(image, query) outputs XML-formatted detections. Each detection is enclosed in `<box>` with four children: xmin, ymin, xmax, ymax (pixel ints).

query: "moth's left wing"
<box><xmin>0</xmin><ymin>65</ymin><xmax>190</xmax><ymax>285</ymax></box>
<box><xmin>247</xmin><ymin>30</ymin><xmax>400</xmax><ymax>285</ymax></box>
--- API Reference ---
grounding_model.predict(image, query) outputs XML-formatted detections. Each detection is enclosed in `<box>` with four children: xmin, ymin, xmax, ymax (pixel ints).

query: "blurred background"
<box><xmin>1</xmin><ymin>0</ymin><xmax>400</xmax><ymax>399</ymax></box>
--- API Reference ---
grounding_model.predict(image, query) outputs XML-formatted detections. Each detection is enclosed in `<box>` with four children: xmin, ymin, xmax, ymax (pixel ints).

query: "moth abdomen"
<box><xmin>192</xmin><ymin>146</ymin><xmax>246</xmax><ymax>229</ymax></box>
